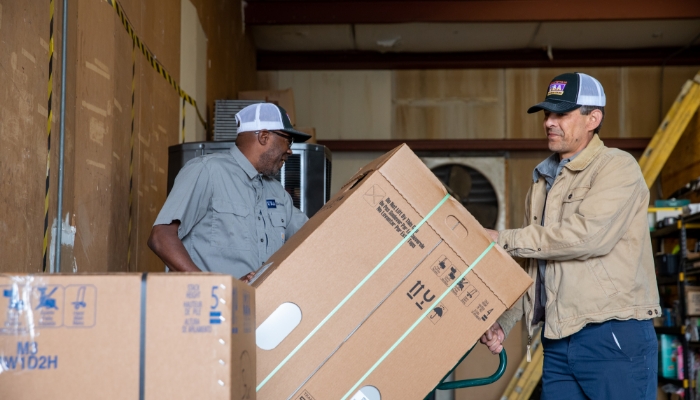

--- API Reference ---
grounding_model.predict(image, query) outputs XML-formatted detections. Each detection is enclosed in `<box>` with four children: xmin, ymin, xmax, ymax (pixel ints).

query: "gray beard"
<box><xmin>258</xmin><ymin>147</ymin><xmax>282</xmax><ymax>177</ymax></box>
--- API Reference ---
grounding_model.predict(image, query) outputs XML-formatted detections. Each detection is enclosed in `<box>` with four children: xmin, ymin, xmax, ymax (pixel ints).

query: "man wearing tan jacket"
<box><xmin>481</xmin><ymin>73</ymin><xmax>660</xmax><ymax>400</ymax></box>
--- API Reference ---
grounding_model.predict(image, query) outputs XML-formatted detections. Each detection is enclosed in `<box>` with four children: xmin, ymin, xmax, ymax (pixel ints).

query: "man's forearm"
<box><xmin>148</xmin><ymin>223</ymin><xmax>201</xmax><ymax>272</ymax></box>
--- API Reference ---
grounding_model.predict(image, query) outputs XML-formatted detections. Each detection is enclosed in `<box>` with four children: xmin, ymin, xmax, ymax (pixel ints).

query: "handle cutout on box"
<box><xmin>351</xmin><ymin>386</ymin><xmax>381</xmax><ymax>400</ymax></box>
<box><xmin>446</xmin><ymin>215</ymin><xmax>468</xmax><ymax>239</ymax></box>
<box><xmin>256</xmin><ymin>302</ymin><xmax>302</xmax><ymax>350</ymax></box>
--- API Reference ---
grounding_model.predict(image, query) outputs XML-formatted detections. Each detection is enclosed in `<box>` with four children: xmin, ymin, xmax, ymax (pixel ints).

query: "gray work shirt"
<box><xmin>531</xmin><ymin>151</ymin><xmax>579</xmax><ymax>324</ymax></box>
<box><xmin>154</xmin><ymin>144</ymin><xmax>308</xmax><ymax>278</ymax></box>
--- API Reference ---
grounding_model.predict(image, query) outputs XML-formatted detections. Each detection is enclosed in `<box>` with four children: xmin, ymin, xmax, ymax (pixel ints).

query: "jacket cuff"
<box><xmin>497</xmin><ymin>313</ymin><xmax>518</xmax><ymax>338</ymax></box>
<box><xmin>497</xmin><ymin>229</ymin><xmax>518</xmax><ymax>254</ymax></box>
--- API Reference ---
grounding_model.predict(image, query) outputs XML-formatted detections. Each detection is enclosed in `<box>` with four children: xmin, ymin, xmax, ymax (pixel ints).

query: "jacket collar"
<box><xmin>563</xmin><ymin>134</ymin><xmax>606</xmax><ymax>172</ymax></box>
<box><xmin>230</xmin><ymin>144</ymin><xmax>260</xmax><ymax>180</ymax></box>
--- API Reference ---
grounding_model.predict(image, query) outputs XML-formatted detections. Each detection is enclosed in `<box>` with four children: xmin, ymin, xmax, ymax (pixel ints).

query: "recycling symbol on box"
<box><xmin>364</xmin><ymin>185</ymin><xmax>385</xmax><ymax>206</ymax></box>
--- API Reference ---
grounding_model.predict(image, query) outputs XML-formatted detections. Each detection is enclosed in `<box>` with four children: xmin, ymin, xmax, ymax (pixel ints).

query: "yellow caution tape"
<box><xmin>43</xmin><ymin>0</ymin><xmax>55</xmax><ymax>272</ymax></box>
<box><xmin>106</xmin><ymin>0</ymin><xmax>207</xmax><ymax>132</ymax></box>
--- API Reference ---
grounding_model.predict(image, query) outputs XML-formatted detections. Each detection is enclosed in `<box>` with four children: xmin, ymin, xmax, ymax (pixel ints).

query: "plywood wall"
<box><xmin>0</xmin><ymin>0</ymin><xmax>256</xmax><ymax>274</ymax></box>
<box><xmin>0</xmin><ymin>1</ymin><xmax>53</xmax><ymax>273</ymax></box>
<box><xmin>260</xmin><ymin>66</ymin><xmax>699</xmax><ymax>142</ymax></box>
<box><xmin>261</xmin><ymin>66</ymin><xmax>699</xmax><ymax>229</ymax></box>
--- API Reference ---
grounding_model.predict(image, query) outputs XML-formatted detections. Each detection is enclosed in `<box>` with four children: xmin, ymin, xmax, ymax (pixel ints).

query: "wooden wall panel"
<box><xmin>619</xmin><ymin>67</ymin><xmax>660</xmax><ymax>138</ymax></box>
<box><xmin>259</xmin><ymin>70</ymin><xmax>393</xmax><ymax>140</ymax></box>
<box><xmin>0</xmin><ymin>1</ymin><xmax>51</xmax><ymax>273</ymax></box>
<box><xmin>393</xmin><ymin>69</ymin><xmax>505</xmax><ymax>139</ymax></box>
<box><xmin>190</xmin><ymin>0</ymin><xmax>257</xmax><ymax>132</ymax></box>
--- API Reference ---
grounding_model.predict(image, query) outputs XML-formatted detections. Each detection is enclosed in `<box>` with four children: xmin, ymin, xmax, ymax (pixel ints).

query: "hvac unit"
<box><xmin>167</xmin><ymin>142</ymin><xmax>332</xmax><ymax>218</ymax></box>
<box><xmin>421</xmin><ymin>156</ymin><xmax>506</xmax><ymax>230</ymax></box>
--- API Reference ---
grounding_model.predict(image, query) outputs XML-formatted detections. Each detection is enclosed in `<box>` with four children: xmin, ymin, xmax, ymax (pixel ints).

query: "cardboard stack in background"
<box><xmin>253</xmin><ymin>144</ymin><xmax>533</xmax><ymax>400</ymax></box>
<box><xmin>0</xmin><ymin>273</ymin><xmax>255</xmax><ymax>400</ymax></box>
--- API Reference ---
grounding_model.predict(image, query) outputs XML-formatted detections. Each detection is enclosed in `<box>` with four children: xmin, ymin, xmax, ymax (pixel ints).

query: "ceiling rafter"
<box><xmin>257</xmin><ymin>47</ymin><xmax>700</xmax><ymax>70</ymax></box>
<box><xmin>245</xmin><ymin>0</ymin><xmax>700</xmax><ymax>25</ymax></box>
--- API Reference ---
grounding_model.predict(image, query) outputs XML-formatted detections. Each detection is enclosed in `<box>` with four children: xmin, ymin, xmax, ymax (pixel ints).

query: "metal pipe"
<box><xmin>54</xmin><ymin>0</ymin><xmax>68</xmax><ymax>273</ymax></box>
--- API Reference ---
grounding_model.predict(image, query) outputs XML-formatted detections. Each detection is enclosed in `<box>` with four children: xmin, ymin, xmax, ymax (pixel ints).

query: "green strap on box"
<box><xmin>257</xmin><ymin>194</ymin><xmax>452</xmax><ymax>392</ymax></box>
<box><xmin>341</xmin><ymin>241</ymin><xmax>497</xmax><ymax>400</ymax></box>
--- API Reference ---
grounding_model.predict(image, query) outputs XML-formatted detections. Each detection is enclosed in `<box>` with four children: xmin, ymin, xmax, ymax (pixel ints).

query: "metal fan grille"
<box><xmin>431</xmin><ymin>164</ymin><xmax>498</xmax><ymax>229</ymax></box>
<box><xmin>283</xmin><ymin>154</ymin><xmax>302</xmax><ymax>209</ymax></box>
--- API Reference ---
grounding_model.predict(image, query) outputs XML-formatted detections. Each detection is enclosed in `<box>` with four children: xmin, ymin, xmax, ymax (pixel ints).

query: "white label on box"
<box><xmin>256</xmin><ymin>302</ymin><xmax>302</xmax><ymax>350</ymax></box>
<box><xmin>351</xmin><ymin>386</ymin><xmax>381</xmax><ymax>400</ymax></box>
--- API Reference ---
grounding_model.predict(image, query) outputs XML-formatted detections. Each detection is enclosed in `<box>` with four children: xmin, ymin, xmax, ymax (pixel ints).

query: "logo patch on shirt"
<box><xmin>547</xmin><ymin>81</ymin><xmax>567</xmax><ymax>96</ymax></box>
<box><xmin>266</xmin><ymin>199</ymin><xmax>277</xmax><ymax>209</ymax></box>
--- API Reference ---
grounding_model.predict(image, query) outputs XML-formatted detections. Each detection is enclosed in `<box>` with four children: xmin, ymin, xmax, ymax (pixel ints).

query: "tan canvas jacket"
<box><xmin>496</xmin><ymin>135</ymin><xmax>660</xmax><ymax>343</ymax></box>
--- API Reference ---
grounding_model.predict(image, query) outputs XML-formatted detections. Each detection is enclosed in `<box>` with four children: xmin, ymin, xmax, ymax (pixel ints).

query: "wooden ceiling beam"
<box><xmin>257</xmin><ymin>46</ymin><xmax>700</xmax><ymax>70</ymax></box>
<box><xmin>246</xmin><ymin>1</ymin><xmax>700</xmax><ymax>25</ymax></box>
<box><xmin>317</xmin><ymin>139</ymin><xmax>651</xmax><ymax>153</ymax></box>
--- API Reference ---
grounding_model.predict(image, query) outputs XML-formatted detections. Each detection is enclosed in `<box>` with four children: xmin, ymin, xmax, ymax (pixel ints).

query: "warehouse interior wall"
<box><xmin>0</xmin><ymin>0</ymin><xmax>256</xmax><ymax>274</ymax></box>
<box><xmin>179</xmin><ymin>0</ymin><xmax>208</xmax><ymax>143</ymax></box>
<box><xmin>259</xmin><ymin>66</ymin><xmax>700</xmax><ymax>228</ymax></box>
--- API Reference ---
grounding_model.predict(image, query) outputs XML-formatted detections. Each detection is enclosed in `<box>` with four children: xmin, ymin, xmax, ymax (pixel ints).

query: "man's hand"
<box><xmin>485</xmin><ymin>229</ymin><xmax>499</xmax><ymax>242</ymax></box>
<box><xmin>479</xmin><ymin>322</ymin><xmax>505</xmax><ymax>354</ymax></box>
<box><xmin>240</xmin><ymin>272</ymin><xmax>256</xmax><ymax>283</ymax></box>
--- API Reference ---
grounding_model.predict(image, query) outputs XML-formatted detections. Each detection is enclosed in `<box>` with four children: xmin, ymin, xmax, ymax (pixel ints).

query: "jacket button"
<box><xmin>281</xmin><ymin>219</ymin><xmax>285</xmax><ymax>223</ymax></box>
<box><xmin>568</xmin><ymin>194</ymin><xmax>572</xmax><ymax>199</ymax></box>
<box><xmin>533</xmin><ymin>216</ymin><xmax>537</xmax><ymax>220</ymax></box>
<box><xmin>260</xmin><ymin>238</ymin><xmax>264</xmax><ymax>243</ymax></box>
<box><xmin>648</xmin><ymin>310</ymin><xmax>653</xmax><ymax>315</ymax></box>
<box><xmin>503</xmin><ymin>244</ymin><xmax>508</xmax><ymax>249</ymax></box>
<box><xmin>538</xmin><ymin>248</ymin><xmax>541</xmax><ymax>251</ymax></box>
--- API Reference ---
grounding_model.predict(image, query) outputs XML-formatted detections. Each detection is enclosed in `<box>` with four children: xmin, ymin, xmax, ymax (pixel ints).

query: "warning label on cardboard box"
<box><xmin>0</xmin><ymin>284</ymin><xmax>97</xmax><ymax>334</ymax></box>
<box><xmin>365</xmin><ymin>185</ymin><xmax>425</xmax><ymax>250</ymax></box>
<box><xmin>430</xmin><ymin>255</ymin><xmax>480</xmax><ymax>308</ymax></box>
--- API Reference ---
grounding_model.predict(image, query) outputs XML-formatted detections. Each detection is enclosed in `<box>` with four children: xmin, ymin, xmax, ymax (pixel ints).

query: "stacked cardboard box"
<box><xmin>0</xmin><ymin>273</ymin><xmax>255</xmax><ymax>399</ymax></box>
<box><xmin>252</xmin><ymin>144</ymin><xmax>532</xmax><ymax>399</ymax></box>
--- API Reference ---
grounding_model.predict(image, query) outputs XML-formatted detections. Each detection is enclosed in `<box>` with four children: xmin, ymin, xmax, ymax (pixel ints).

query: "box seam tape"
<box><xmin>139</xmin><ymin>273</ymin><xmax>148</xmax><ymax>400</ymax></box>
<box><xmin>378</xmin><ymin>170</ymin><xmax>510</xmax><ymax>308</ymax></box>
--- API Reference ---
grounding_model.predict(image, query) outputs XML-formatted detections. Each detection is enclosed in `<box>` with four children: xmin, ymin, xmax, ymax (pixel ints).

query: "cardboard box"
<box><xmin>252</xmin><ymin>144</ymin><xmax>532</xmax><ymax>400</ymax></box>
<box><xmin>0</xmin><ymin>273</ymin><xmax>255</xmax><ymax>399</ymax></box>
<box><xmin>686</xmin><ymin>286</ymin><xmax>700</xmax><ymax>316</ymax></box>
<box><xmin>239</xmin><ymin>89</ymin><xmax>296</xmax><ymax>126</ymax></box>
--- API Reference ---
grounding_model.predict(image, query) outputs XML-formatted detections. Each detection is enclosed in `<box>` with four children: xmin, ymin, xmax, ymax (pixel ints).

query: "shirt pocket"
<box><xmin>210</xmin><ymin>198</ymin><xmax>250</xmax><ymax>249</ymax></box>
<box><xmin>561</xmin><ymin>186</ymin><xmax>589</xmax><ymax>219</ymax></box>
<box><xmin>267</xmin><ymin>209</ymin><xmax>288</xmax><ymax>246</ymax></box>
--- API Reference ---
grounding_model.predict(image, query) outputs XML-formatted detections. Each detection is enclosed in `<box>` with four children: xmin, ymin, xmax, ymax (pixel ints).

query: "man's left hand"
<box><xmin>240</xmin><ymin>272</ymin><xmax>256</xmax><ymax>283</ymax></box>
<box><xmin>485</xmin><ymin>229</ymin><xmax>499</xmax><ymax>242</ymax></box>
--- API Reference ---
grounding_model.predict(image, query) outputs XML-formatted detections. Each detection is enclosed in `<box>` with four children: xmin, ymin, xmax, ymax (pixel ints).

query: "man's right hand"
<box><xmin>480</xmin><ymin>322</ymin><xmax>505</xmax><ymax>354</ymax></box>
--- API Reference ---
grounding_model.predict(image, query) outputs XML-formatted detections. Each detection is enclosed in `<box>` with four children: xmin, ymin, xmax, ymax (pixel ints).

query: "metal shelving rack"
<box><xmin>653</xmin><ymin>212</ymin><xmax>700</xmax><ymax>399</ymax></box>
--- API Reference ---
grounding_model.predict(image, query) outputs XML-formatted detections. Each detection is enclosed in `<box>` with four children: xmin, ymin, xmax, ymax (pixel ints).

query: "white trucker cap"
<box><xmin>235</xmin><ymin>103</ymin><xmax>311</xmax><ymax>142</ymax></box>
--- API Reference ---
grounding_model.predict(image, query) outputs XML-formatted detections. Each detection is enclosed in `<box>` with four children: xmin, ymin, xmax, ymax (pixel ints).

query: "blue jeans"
<box><xmin>541</xmin><ymin>319</ymin><xmax>657</xmax><ymax>400</ymax></box>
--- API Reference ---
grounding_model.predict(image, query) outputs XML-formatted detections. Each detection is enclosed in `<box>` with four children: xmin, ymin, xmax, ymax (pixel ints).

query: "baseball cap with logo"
<box><xmin>527</xmin><ymin>72</ymin><xmax>606</xmax><ymax>114</ymax></box>
<box><xmin>235</xmin><ymin>103</ymin><xmax>312</xmax><ymax>142</ymax></box>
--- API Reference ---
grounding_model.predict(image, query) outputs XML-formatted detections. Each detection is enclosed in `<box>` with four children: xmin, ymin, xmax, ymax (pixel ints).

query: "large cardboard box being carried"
<box><xmin>252</xmin><ymin>144</ymin><xmax>533</xmax><ymax>399</ymax></box>
<box><xmin>0</xmin><ymin>273</ymin><xmax>255</xmax><ymax>399</ymax></box>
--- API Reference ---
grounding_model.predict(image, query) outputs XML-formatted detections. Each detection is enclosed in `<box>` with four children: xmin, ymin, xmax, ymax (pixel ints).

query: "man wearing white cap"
<box><xmin>479</xmin><ymin>73</ymin><xmax>660</xmax><ymax>399</ymax></box>
<box><xmin>148</xmin><ymin>103</ymin><xmax>311</xmax><ymax>280</ymax></box>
